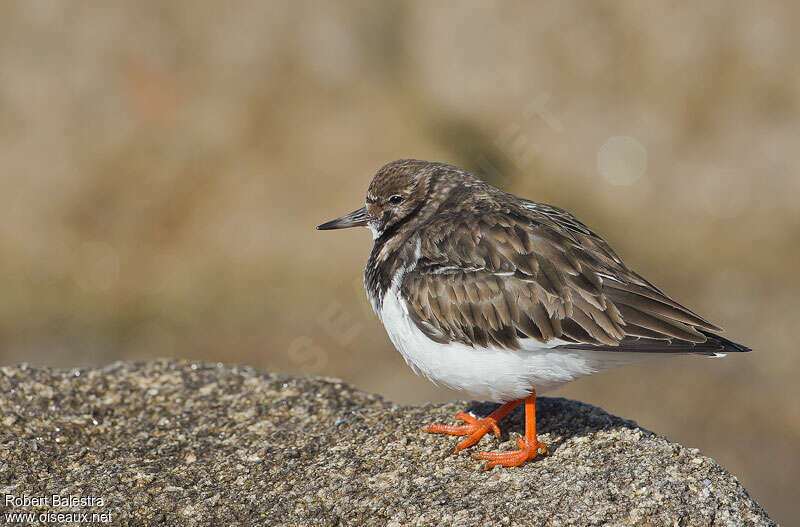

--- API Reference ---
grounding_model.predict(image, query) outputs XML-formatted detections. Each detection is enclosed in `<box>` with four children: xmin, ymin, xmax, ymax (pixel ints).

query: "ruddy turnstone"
<box><xmin>317</xmin><ymin>159</ymin><xmax>749</xmax><ymax>469</ymax></box>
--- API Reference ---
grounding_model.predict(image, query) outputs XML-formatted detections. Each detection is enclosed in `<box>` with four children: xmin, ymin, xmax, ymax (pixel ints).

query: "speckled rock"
<box><xmin>0</xmin><ymin>360</ymin><xmax>774</xmax><ymax>526</ymax></box>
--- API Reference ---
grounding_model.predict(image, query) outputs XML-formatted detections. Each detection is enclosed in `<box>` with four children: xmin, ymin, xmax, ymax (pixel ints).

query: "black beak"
<box><xmin>316</xmin><ymin>206</ymin><xmax>369</xmax><ymax>230</ymax></box>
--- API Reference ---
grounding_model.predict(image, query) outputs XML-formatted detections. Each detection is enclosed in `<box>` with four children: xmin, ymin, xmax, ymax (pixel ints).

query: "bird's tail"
<box><xmin>697</xmin><ymin>329</ymin><xmax>752</xmax><ymax>357</ymax></box>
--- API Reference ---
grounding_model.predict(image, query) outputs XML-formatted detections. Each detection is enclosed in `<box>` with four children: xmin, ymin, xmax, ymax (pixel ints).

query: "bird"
<box><xmin>317</xmin><ymin>159</ymin><xmax>750</xmax><ymax>469</ymax></box>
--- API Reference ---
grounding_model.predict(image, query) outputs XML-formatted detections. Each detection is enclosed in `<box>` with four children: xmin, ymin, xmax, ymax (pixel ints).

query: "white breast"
<box><xmin>379</xmin><ymin>285</ymin><xmax>650</xmax><ymax>402</ymax></box>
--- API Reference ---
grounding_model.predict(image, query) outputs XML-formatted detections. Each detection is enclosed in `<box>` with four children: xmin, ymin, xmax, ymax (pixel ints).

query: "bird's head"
<box><xmin>317</xmin><ymin>159</ymin><xmax>447</xmax><ymax>239</ymax></box>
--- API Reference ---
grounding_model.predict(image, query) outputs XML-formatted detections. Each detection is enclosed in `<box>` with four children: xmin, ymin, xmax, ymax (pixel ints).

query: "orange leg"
<box><xmin>422</xmin><ymin>399</ymin><xmax>522</xmax><ymax>454</ymax></box>
<box><xmin>471</xmin><ymin>388</ymin><xmax>547</xmax><ymax>470</ymax></box>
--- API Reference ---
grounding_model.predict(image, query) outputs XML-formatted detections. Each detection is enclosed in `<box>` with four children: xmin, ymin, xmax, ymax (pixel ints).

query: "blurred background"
<box><xmin>0</xmin><ymin>1</ymin><xmax>797</xmax><ymax>522</ymax></box>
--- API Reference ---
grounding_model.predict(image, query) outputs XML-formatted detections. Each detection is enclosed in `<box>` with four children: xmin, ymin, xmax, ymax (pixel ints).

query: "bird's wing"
<box><xmin>401</xmin><ymin>205</ymin><xmax>748</xmax><ymax>355</ymax></box>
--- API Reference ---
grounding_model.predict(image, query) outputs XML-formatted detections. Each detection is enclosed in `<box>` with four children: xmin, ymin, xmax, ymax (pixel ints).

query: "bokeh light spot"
<box><xmin>597</xmin><ymin>136</ymin><xmax>647</xmax><ymax>186</ymax></box>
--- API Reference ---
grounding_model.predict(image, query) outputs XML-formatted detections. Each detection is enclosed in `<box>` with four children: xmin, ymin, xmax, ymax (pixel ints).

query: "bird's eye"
<box><xmin>388</xmin><ymin>195</ymin><xmax>404</xmax><ymax>205</ymax></box>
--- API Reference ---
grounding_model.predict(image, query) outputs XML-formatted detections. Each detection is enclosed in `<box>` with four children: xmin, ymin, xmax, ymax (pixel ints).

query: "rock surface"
<box><xmin>0</xmin><ymin>360</ymin><xmax>774</xmax><ymax>526</ymax></box>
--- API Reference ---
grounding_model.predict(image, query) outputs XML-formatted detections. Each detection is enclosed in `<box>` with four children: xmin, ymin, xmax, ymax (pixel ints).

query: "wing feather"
<box><xmin>401</xmin><ymin>203</ymin><xmax>747</xmax><ymax>355</ymax></box>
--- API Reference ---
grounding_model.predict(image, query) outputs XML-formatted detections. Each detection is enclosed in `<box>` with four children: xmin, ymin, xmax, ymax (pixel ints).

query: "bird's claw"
<box><xmin>470</xmin><ymin>437</ymin><xmax>547</xmax><ymax>470</ymax></box>
<box><xmin>422</xmin><ymin>412</ymin><xmax>502</xmax><ymax>453</ymax></box>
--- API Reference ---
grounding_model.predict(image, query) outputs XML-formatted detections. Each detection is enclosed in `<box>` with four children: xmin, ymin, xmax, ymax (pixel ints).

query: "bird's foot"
<box><xmin>422</xmin><ymin>412</ymin><xmax>501</xmax><ymax>453</ymax></box>
<box><xmin>470</xmin><ymin>437</ymin><xmax>547</xmax><ymax>470</ymax></box>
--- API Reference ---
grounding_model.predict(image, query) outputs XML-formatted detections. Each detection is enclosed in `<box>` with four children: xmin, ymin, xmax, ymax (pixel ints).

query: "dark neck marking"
<box><xmin>364</xmin><ymin>173</ymin><xmax>440</xmax><ymax>310</ymax></box>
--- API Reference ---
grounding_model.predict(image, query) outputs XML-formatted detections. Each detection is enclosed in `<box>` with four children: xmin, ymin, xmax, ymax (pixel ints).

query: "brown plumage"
<box><xmin>321</xmin><ymin>159</ymin><xmax>749</xmax><ymax>357</ymax></box>
<box><xmin>402</xmin><ymin>202</ymin><xmax>744</xmax><ymax>355</ymax></box>
<box><xmin>317</xmin><ymin>159</ymin><xmax>749</xmax><ymax>469</ymax></box>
